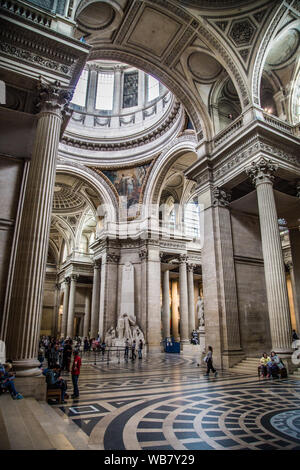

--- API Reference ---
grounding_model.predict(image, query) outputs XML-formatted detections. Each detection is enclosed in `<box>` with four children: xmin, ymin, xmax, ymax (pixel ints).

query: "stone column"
<box><xmin>113</xmin><ymin>65</ymin><xmax>124</xmax><ymax>114</ymax></box>
<box><xmin>139</xmin><ymin>248</ymin><xmax>148</xmax><ymax>337</ymax></box>
<box><xmin>83</xmin><ymin>288</ymin><xmax>91</xmax><ymax>338</ymax></box>
<box><xmin>90</xmin><ymin>261</ymin><xmax>101</xmax><ymax>339</ymax></box>
<box><xmin>289</xmin><ymin>229</ymin><xmax>300</xmax><ymax>334</ymax></box>
<box><xmin>187</xmin><ymin>264</ymin><xmax>196</xmax><ymax>333</ymax></box>
<box><xmin>146</xmin><ymin>241</ymin><xmax>161</xmax><ymax>351</ymax></box>
<box><xmin>86</xmin><ymin>64</ymin><xmax>98</xmax><ymax>113</ymax></box>
<box><xmin>2</xmin><ymin>79</ymin><xmax>72</xmax><ymax>376</ymax></box>
<box><xmin>212</xmin><ymin>187</ymin><xmax>242</xmax><ymax>364</ymax></box>
<box><xmin>162</xmin><ymin>268</ymin><xmax>171</xmax><ymax>339</ymax></box>
<box><xmin>61</xmin><ymin>277</ymin><xmax>70</xmax><ymax>338</ymax></box>
<box><xmin>99</xmin><ymin>253</ymin><xmax>119</xmax><ymax>340</ymax></box>
<box><xmin>179</xmin><ymin>254</ymin><xmax>189</xmax><ymax>344</ymax></box>
<box><xmin>52</xmin><ymin>283</ymin><xmax>61</xmax><ymax>338</ymax></box>
<box><xmin>171</xmin><ymin>280</ymin><xmax>179</xmax><ymax>341</ymax></box>
<box><xmin>247</xmin><ymin>158</ymin><xmax>292</xmax><ymax>353</ymax></box>
<box><xmin>66</xmin><ymin>274</ymin><xmax>78</xmax><ymax>338</ymax></box>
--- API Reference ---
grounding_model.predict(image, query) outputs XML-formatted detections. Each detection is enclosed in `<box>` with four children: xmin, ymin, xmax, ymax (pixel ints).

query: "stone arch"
<box><xmin>56</xmin><ymin>160</ymin><xmax>118</xmax><ymax>223</ymax></box>
<box><xmin>251</xmin><ymin>1</ymin><xmax>292</xmax><ymax>106</ymax></box>
<box><xmin>142</xmin><ymin>135</ymin><xmax>197</xmax><ymax>219</ymax></box>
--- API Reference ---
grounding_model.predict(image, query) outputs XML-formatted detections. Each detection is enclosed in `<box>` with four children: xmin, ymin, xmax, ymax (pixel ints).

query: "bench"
<box><xmin>46</xmin><ymin>388</ymin><xmax>61</xmax><ymax>404</ymax></box>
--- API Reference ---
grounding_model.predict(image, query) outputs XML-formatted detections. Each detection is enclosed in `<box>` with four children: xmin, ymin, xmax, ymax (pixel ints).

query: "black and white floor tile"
<box><xmin>52</xmin><ymin>354</ymin><xmax>300</xmax><ymax>450</ymax></box>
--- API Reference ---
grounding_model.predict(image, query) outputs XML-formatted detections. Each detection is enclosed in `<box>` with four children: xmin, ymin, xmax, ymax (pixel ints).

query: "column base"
<box><xmin>13</xmin><ymin>359</ymin><xmax>42</xmax><ymax>377</ymax></box>
<box><xmin>14</xmin><ymin>375</ymin><xmax>46</xmax><ymax>401</ymax></box>
<box><xmin>181</xmin><ymin>343</ymin><xmax>204</xmax><ymax>357</ymax></box>
<box><xmin>221</xmin><ymin>349</ymin><xmax>245</xmax><ymax>369</ymax></box>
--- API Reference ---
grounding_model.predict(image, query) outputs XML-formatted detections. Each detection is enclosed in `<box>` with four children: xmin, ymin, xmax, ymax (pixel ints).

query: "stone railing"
<box><xmin>70</xmin><ymin>91</ymin><xmax>172</xmax><ymax>130</ymax></box>
<box><xmin>0</xmin><ymin>0</ymin><xmax>53</xmax><ymax>28</ymax></box>
<box><xmin>214</xmin><ymin>115</ymin><xmax>244</xmax><ymax>147</ymax></box>
<box><xmin>263</xmin><ymin>112</ymin><xmax>293</xmax><ymax>135</ymax></box>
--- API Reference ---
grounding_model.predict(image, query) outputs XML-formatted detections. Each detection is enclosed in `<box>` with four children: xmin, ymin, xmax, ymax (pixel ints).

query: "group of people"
<box><xmin>258</xmin><ymin>351</ymin><xmax>287</xmax><ymax>379</ymax></box>
<box><xmin>124</xmin><ymin>338</ymin><xmax>143</xmax><ymax>360</ymax></box>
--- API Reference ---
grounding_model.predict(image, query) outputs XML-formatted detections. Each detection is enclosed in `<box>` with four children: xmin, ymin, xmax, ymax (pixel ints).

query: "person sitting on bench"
<box><xmin>267</xmin><ymin>351</ymin><xmax>284</xmax><ymax>379</ymax></box>
<box><xmin>258</xmin><ymin>353</ymin><xmax>270</xmax><ymax>378</ymax></box>
<box><xmin>44</xmin><ymin>364</ymin><xmax>67</xmax><ymax>403</ymax></box>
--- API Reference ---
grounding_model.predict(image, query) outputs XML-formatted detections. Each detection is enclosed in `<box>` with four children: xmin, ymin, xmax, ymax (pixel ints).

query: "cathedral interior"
<box><xmin>0</xmin><ymin>0</ymin><xmax>300</xmax><ymax>452</ymax></box>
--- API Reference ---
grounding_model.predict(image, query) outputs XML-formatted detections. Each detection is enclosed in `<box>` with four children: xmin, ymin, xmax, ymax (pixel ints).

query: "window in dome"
<box><xmin>71</xmin><ymin>69</ymin><xmax>88</xmax><ymax>107</ymax></box>
<box><xmin>184</xmin><ymin>201</ymin><xmax>200</xmax><ymax>239</ymax></box>
<box><xmin>147</xmin><ymin>75</ymin><xmax>160</xmax><ymax>101</ymax></box>
<box><xmin>123</xmin><ymin>71</ymin><xmax>138</xmax><ymax>108</ymax></box>
<box><xmin>95</xmin><ymin>72</ymin><xmax>115</xmax><ymax>111</ymax></box>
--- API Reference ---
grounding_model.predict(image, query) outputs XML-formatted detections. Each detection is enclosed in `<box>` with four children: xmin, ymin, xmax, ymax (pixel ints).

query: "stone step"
<box><xmin>0</xmin><ymin>394</ymin><xmax>11</xmax><ymax>450</ymax></box>
<box><xmin>0</xmin><ymin>394</ymin><xmax>54</xmax><ymax>450</ymax></box>
<box><xmin>24</xmin><ymin>398</ymin><xmax>75</xmax><ymax>450</ymax></box>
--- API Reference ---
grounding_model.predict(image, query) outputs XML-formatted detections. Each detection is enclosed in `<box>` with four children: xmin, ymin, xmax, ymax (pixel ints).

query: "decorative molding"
<box><xmin>106</xmin><ymin>253</ymin><xmax>120</xmax><ymax>264</ymax></box>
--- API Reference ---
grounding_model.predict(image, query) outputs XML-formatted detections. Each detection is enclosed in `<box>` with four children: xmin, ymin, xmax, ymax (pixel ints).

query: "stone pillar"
<box><xmin>66</xmin><ymin>274</ymin><xmax>78</xmax><ymax>338</ymax></box>
<box><xmin>139</xmin><ymin>248</ymin><xmax>148</xmax><ymax>337</ymax></box>
<box><xmin>289</xmin><ymin>229</ymin><xmax>300</xmax><ymax>334</ymax></box>
<box><xmin>212</xmin><ymin>187</ymin><xmax>243</xmax><ymax>365</ymax></box>
<box><xmin>113</xmin><ymin>65</ymin><xmax>124</xmax><ymax>114</ymax></box>
<box><xmin>52</xmin><ymin>283</ymin><xmax>61</xmax><ymax>338</ymax></box>
<box><xmin>99</xmin><ymin>253</ymin><xmax>119</xmax><ymax>340</ymax></box>
<box><xmin>90</xmin><ymin>261</ymin><xmax>101</xmax><ymax>339</ymax></box>
<box><xmin>247</xmin><ymin>158</ymin><xmax>292</xmax><ymax>353</ymax></box>
<box><xmin>61</xmin><ymin>277</ymin><xmax>70</xmax><ymax>338</ymax></box>
<box><xmin>162</xmin><ymin>268</ymin><xmax>171</xmax><ymax>339</ymax></box>
<box><xmin>187</xmin><ymin>264</ymin><xmax>195</xmax><ymax>333</ymax></box>
<box><xmin>171</xmin><ymin>280</ymin><xmax>179</xmax><ymax>341</ymax></box>
<box><xmin>179</xmin><ymin>254</ymin><xmax>189</xmax><ymax>344</ymax></box>
<box><xmin>83</xmin><ymin>288</ymin><xmax>91</xmax><ymax>338</ymax></box>
<box><xmin>146</xmin><ymin>241</ymin><xmax>161</xmax><ymax>351</ymax></box>
<box><xmin>1</xmin><ymin>79</ymin><xmax>72</xmax><ymax>376</ymax></box>
<box><xmin>86</xmin><ymin>64</ymin><xmax>98</xmax><ymax>113</ymax></box>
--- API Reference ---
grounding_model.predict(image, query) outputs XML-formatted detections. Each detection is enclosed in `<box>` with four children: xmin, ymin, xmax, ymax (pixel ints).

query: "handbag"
<box><xmin>203</xmin><ymin>355</ymin><xmax>208</xmax><ymax>363</ymax></box>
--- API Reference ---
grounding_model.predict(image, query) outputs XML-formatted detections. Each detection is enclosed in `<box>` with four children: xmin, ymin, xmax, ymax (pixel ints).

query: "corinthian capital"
<box><xmin>36</xmin><ymin>77</ymin><xmax>73</xmax><ymax>116</ymax></box>
<box><xmin>246</xmin><ymin>158</ymin><xmax>278</xmax><ymax>187</ymax></box>
<box><xmin>212</xmin><ymin>187</ymin><xmax>231</xmax><ymax>207</ymax></box>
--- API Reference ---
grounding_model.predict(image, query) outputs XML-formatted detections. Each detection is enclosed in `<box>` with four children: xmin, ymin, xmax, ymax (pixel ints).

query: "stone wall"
<box><xmin>231</xmin><ymin>210</ymin><xmax>272</xmax><ymax>355</ymax></box>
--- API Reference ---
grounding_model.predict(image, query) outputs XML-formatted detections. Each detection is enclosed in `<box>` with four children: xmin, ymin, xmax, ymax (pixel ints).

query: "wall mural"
<box><xmin>101</xmin><ymin>163</ymin><xmax>151</xmax><ymax>217</ymax></box>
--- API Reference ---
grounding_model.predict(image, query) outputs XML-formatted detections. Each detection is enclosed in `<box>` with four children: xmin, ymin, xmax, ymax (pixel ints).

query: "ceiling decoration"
<box><xmin>53</xmin><ymin>183</ymin><xmax>86</xmax><ymax>212</ymax></box>
<box><xmin>188</xmin><ymin>51</ymin><xmax>223</xmax><ymax>82</ymax></box>
<box><xmin>266</xmin><ymin>29</ymin><xmax>300</xmax><ymax>67</ymax></box>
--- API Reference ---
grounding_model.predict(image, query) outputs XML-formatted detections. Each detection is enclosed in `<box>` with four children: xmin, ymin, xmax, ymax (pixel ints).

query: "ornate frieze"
<box><xmin>106</xmin><ymin>253</ymin><xmax>120</xmax><ymax>264</ymax></box>
<box><xmin>246</xmin><ymin>158</ymin><xmax>278</xmax><ymax>187</ymax></box>
<box><xmin>139</xmin><ymin>248</ymin><xmax>148</xmax><ymax>261</ymax></box>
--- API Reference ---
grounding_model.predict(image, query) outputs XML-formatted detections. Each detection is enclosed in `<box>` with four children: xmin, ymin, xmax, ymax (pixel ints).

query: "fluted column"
<box><xmin>171</xmin><ymin>280</ymin><xmax>179</xmax><ymax>341</ymax></box>
<box><xmin>162</xmin><ymin>268</ymin><xmax>171</xmax><ymax>339</ymax></box>
<box><xmin>66</xmin><ymin>274</ymin><xmax>78</xmax><ymax>338</ymax></box>
<box><xmin>61</xmin><ymin>277</ymin><xmax>70</xmax><ymax>338</ymax></box>
<box><xmin>83</xmin><ymin>288</ymin><xmax>91</xmax><ymax>338</ymax></box>
<box><xmin>52</xmin><ymin>283</ymin><xmax>61</xmax><ymax>337</ymax></box>
<box><xmin>187</xmin><ymin>264</ymin><xmax>195</xmax><ymax>333</ymax></box>
<box><xmin>90</xmin><ymin>261</ymin><xmax>101</xmax><ymax>339</ymax></box>
<box><xmin>99</xmin><ymin>253</ymin><xmax>119</xmax><ymax>340</ymax></box>
<box><xmin>247</xmin><ymin>158</ymin><xmax>292</xmax><ymax>352</ymax></box>
<box><xmin>113</xmin><ymin>65</ymin><xmax>124</xmax><ymax>114</ymax></box>
<box><xmin>2</xmin><ymin>79</ymin><xmax>72</xmax><ymax>376</ymax></box>
<box><xmin>179</xmin><ymin>254</ymin><xmax>189</xmax><ymax>343</ymax></box>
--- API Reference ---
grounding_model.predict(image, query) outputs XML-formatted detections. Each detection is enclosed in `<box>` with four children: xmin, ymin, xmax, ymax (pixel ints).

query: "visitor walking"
<box><xmin>131</xmin><ymin>340</ymin><xmax>136</xmax><ymax>361</ymax></box>
<box><xmin>204</xmin><ymin>346</ymin><xmax>218</xmax><ymax>377</ymax></box>
<box><xmin>124</xmin><ymin>338</ymin><xmax>129</xmax><ymax>360</ymax></box>
<box><xmin>138</xmin><ymin>340</ymin><xmax>143</xmax><ymax>359</ymax></box>
<box><xmin>71</xmin><ymin>349</ymin><xmax>81</xmax><ymax>399</ymax></box>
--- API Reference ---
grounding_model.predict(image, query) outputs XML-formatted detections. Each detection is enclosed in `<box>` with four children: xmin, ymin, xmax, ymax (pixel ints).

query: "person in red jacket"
<box><xmin>71</xmin><ymin>349</ymin><xmax>81</xmax><ymax>398</ymax></box>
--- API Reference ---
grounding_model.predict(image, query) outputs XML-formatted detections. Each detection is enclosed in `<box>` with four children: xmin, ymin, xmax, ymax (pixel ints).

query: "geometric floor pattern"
<box><xmin>53</xmin><ymin>354</ymin><xmax>300</xmax><ymax>450</ymax></box>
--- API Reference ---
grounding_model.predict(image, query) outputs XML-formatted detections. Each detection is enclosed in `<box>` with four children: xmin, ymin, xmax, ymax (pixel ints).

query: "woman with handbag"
<box><xmin>204</xmin><ymin>346</ymin><xmax>218</xmax><ymax>378</ymax></box>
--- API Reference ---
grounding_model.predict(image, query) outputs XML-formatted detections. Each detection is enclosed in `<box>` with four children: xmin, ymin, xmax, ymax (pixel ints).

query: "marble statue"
<box><xmin>196</xmin><ymin>296</ymin><xmax>205</xmax><ymax>327</ymax></box>
<box><xmin>106</xmin><ymin>313</ymin><xmax>145</xmax><ymax>347</ymax></box>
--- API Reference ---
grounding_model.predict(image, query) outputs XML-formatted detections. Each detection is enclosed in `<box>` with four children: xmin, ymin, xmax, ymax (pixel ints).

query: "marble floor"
<box><xmin>52</xmin><ymin>353</ymin><xmax>300</xmax><ymax>450</ymax></box>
